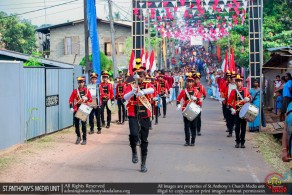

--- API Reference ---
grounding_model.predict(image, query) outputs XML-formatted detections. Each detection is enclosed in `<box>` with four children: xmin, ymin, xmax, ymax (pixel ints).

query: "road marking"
<box><xmin>240</xmin><ymin>149</ymin><xmax>260</xmax><ymax>182</ymax></box>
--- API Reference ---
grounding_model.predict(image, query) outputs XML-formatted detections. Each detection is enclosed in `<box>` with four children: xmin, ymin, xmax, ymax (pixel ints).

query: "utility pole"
<box><xmin>84</xmin><ymin>0</ymin><xmax>90</xmax><ymax>75</ymax></box>
<box><xmin>108</xmin><ymin>0</ymin><xmax>118</xmax><ymax>79</ymax></box>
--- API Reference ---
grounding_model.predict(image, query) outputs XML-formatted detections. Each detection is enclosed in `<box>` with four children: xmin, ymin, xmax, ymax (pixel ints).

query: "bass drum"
<box><xmin>239</xmin><ymin>103</ymin><xmax>259</xmax><ymax>122</ymax></box>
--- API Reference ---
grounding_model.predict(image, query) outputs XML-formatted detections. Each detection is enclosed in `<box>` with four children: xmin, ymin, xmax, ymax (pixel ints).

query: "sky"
<box><xmin>0</xmin><ymin>0</ymin><xmax>132</xmax><ymax>27</ymax></box>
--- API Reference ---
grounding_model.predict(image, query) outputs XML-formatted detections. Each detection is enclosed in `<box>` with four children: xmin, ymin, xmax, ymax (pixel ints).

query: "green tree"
<box><xmin>24</xmin><ymin>51</ymin><xmax>43</xmax><ymax>67</ymax></box>
<box><xmin>79</xmin><ymin>51</ymin><xmax>113</xmax><ymax>71</ymax></box>
<box><xmin>0</xmin><ymin>11</ymin><xmax>37</xmax><ymax>54</ymax></box>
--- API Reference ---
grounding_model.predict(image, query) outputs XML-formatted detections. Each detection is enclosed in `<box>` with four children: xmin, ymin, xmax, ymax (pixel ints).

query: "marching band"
<box><xmin>69</xmin><ymin>58</ymin><xmax>260</xmax><ymax>173</ymax></box>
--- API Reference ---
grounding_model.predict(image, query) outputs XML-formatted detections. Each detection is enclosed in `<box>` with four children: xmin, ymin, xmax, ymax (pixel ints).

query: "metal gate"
<box><xmin>46</xmin><ymin>68</ymin><xmax>59</xmax><ymax>133</ymax></box>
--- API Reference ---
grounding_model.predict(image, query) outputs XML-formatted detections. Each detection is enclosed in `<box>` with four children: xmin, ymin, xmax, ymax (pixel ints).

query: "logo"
<box><xmin>265</xmin><ymin>172</ymin><xmax>288</xmax><ymax>193</ymax></box>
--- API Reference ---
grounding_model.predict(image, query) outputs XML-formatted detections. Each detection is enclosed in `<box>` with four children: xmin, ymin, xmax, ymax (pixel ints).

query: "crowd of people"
<box><xmin>68</xmin><ymin>44</ymin><xmax>292</xmax><ymax>173</ymax></box>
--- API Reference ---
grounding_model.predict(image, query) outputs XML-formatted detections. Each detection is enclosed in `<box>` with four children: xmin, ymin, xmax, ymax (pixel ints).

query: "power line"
<box><xmin>0</xmin><ymin>2</ymin><xmax>83</xmax><ymax>10</ymax></box>
<box><xmin>27</xmin><ymin>6</ymin><xmax>83</xmax><ymax>21</ymax></box>
<box><xmin>0</xmin><ymin>0</ymin><xmax>79</xmax><ymax>19</ymax></box>
<box><xmin>0</xmin><ymin>0</ymin><xmax>81</xmax><ymax>6</ymax></box>
<box><xmin>112</xmin><ymin>2</ymin><xmax>131</xmax><ymax>19</ymax></box>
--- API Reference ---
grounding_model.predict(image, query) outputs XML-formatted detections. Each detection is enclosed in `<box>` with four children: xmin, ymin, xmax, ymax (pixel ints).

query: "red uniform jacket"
<box><xmin>194</xmin><ymin>83</ymin><xmax>206</xmax><ymax>107</ymax></box>
<box><xmin>177</xmin><ymin>87</ymin><xmax>201</xmax><ymax>111</ymax></box>
<box><xmin>116</xmin><ymin>83</ymin><xmax>126</xmax><ymax>100</ymax></box>
<box><xmin>100</xmin><ymin>82</ymin><xmax>114</xmax><ymax>102</ymax></box>
<box><xmin>228</xmin><ymin>87</ymin><xmax>250</xmax><ymax>112</ymax></box>
<box><xmin>69</xmin><ymin>87</ymin><xmax>92</xmax><ymax>112</ymax></box>
<box><xmin>221</xmin><ymin>81</ymin><xmax>229</xmax><ymax>104</ymax></box>
<box><xmin>217</xmin><ymin>77</ymin><xmax>224</xmax><ymax>92</ymax></box>
<box><xmin>158</xmin><ymin>79</ymin><xmax>170</xmax><ymax>95</ymax></box>
<box><xmin>124</xmin><ymin>82</ymin><xmax>153</xmax><ymax>118</ymax></box>
<box><xmin>164</xmin><ymin>75</ymin><xmax>174</xmax><ymax>88</ymax></box>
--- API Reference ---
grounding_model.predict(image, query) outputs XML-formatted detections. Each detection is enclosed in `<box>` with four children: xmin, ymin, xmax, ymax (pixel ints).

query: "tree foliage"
<box><xmin>24</xmin><ymin>51</ymin><xmax>43</xmax><ymax>67</ymax></box>
<box><xmin>79</xmin><ymin>51</ymin><xmax>113</xmax><ymax>72</ymax></box>
<box><xmin>0</xmin><ymin>11</ymin><xmax>37</xmax><ymax>54</ymax></box>
<box><xmin>216</xmin><ymin>0</ymin><xmax>292</xmax><ymax>66</ymax></box>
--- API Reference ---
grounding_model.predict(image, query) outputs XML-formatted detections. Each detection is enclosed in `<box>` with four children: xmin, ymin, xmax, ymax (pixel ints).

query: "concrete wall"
<box><xmin>49</xmin><ymin>22</ymin><xmax>130</xmax><ymax>68</ymax></box>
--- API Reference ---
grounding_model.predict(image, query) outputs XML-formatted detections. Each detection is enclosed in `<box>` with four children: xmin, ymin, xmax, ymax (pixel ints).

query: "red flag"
<box><xmin>149</xmin><ymin>50</ymin><xmax>155</xmax><ymax>71</ymax></box>
<box><xmin>230</xmin><ymin>48</ymin><xmax>235</xmax><ymax>72</ymax></box>
<box><xmin>128</xmin><ymin>50</ymin><xmax>135</xmax><ymax>75</ymax></box>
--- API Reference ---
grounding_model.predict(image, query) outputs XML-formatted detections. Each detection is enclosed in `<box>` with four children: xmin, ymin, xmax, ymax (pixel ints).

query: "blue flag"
<box><xmin>87</xmin><ymin>0</ymin><xmax>101</xmax><ymax>83</ymax></box>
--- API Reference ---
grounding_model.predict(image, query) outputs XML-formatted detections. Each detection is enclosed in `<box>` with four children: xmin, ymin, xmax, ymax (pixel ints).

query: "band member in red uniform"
<box><xmin>123</xmin><ymin>59</ymin><xmax>154</xmax><ymax>173</ymax></box>
<box><xmin>158</xmin><ymin>72</ymin><xmax>170</xmax><ymax>118</ymax></box>
<box><xmin>88</xmin><ymin>73</ymin><xmax>102</xmax><ymax>134</ymax></box>
<box><xmin>228</xmin><ymin>75</ymin><xmax>251</xmax><ymax>148</ymax></box>
<box><xmin>220</xmin><ymin>71</ymin><xmax>231</xmax><ymax>131</ymax></box>
<box><xmin>100</xmin><ymin>71</ymin><xmax>114</xmax><ymax>128</ymax></box>
<box><xmin>176</xmin><ymin>73</ymin><xmax>201</xmax><ymax>146</ymax></box>
<box><xmin>151</xmin><ymin>76</ymin><xmax>160</xmax><ymax>125</ymax></box>
<box><xmin>116</xmin><ymin>77</ymin><xmax>126</xmax><ymax>124</ymax></box>
<box><xmin>193</xmin><ymin>73</ymin><xmax>206</xmax><ymax>136</ymax></box>
<box><xmin>69</xmin><ymin>77</ymin><xmax>92</xmax><ymax>145</ymax></box>
<box><xmin>226</xmin><ymin>71</ymin><xmax>237</xmax><ymax>137</ymax></box>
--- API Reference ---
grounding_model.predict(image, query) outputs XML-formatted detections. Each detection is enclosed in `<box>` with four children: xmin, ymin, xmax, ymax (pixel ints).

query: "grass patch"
<box><xmin>0</xmin><ymin>156</ymin><xmax>15</xmax><ymax>171</ymax></box>
<box><xmin>255</xmin><ymin>133</ymin><xmax>290</xmax><ymax>175</ymax></box>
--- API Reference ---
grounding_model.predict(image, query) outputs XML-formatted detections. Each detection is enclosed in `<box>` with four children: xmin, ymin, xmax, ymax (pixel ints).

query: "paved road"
<box><xmin>35</xmin><ymin>88</ymin><xmax>273</xmax><ymax>183</ymax></box>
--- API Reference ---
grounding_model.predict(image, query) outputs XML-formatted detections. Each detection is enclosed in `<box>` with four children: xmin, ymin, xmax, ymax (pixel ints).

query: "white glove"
<box><xmin>131</xmin><ymin>87</ymin><xmax>138</xmax><ymax>95</ymax></box>
<box><xmin>70</xmin><ymin>108</ymin><xmax>74</xmax><ymax>113</ymax></box>
<box><xmin>111</xmin><ymin>101</ymin><xmax>115</xmax><ymax>105</ymax></box>
<box><xmin>82</xmin><ymin>96</ymin><xmax>88</xmax><ymax>101</ymax></box>
<box><xmin>230</xmin><ymin>108</ymin><xmax>236</xmax><ymax>115</ymax></box>
<box><xmin>244</xmin><ymin>97</ymin><xmax>250</xmax><ymax>102</ymax></box>
<box><xmin>191</xmin><ymin>96</ymin><xmax>197</xmax><ymax>101</ymax></box>
<box><xmin>176</xmin><ymin>104</ymin><xmax>181</xmax><ymax>111</ymax></box>
<box><xmin>200</xmin><ymin>98</ymin><xmax>204</xmax><ymax>102</ymax></box>
<box><xmin>136</xmin><ymin>90</ymin><xmax>145</xmax><ymax>97</ymax></box>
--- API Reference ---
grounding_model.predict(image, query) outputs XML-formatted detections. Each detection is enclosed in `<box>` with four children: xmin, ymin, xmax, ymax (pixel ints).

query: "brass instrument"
<box><xmin>130</xmin><ymin>83</ymin><xmax>152</xmax><ymax>116</ymax></box>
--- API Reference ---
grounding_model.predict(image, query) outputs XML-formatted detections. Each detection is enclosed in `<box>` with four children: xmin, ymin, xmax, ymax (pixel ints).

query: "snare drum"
<box><xmin>75</xmin><ymin>103</ymin><xmax>93</xmax><ymax>122</ymax></box>
<box><xmin>239</xmin><ymin>103</ymin><xmax>259</xmax><ymax>122</ymax></box>
<box><xmin>182</xmin><ymin>102</ymin><xmax>201</xmax><ymax>121</ymax></box>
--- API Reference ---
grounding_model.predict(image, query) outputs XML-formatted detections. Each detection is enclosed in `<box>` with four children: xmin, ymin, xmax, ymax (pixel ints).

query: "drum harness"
<box><xmin>235</xmin><ymin>88</ymin><xmax>245</xmax><ymax>112</ymax></box>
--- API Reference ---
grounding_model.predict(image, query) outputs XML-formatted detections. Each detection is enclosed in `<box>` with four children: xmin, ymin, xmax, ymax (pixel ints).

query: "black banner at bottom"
<box><xmin>0</xmin><ymin>183</ymin><xmax>290</xmax><ymax>194</ymax></box>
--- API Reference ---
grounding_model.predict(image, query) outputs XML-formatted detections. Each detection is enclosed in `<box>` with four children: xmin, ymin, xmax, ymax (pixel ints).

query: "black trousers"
<box><xmin>117</xmin><ymin>98</ymin><xmax>126</xmax><ymax>123</ymax></box>
<box><xmin>89</xmin><ymin>107</ymin><xmax>101</xmax><ymax>131</ymax></box>
<box><xmin>161</xmin><ymin>96</ymin><xmax>167</xmax><ymax>116</ymax></box>
<box><xmin>74</xmin><ymin>114</ymin><xmax>86</xmax><ymax>140</ymax></box>
<box><xmin>197</xmin><ymin>112</ymin><xmax>202</xmax><ymax>133</ymax></box>
<box><xmin>184</xmin><ymin>116</ymin><xmax>198</xmax><ymax>143</ymax></box>
<box><xmin>235</xmin><ymin>113</ymin><xmax>247</xmax><ymax>145</ymax></box>
<box><xmin>226</xmin><ymin>108</ymin><xmax>235</xmax><ymax>134</ymax></box>
<box><xmin>101</xmin><ymin>100</ymin><xmax>111</xmax><ymax>126</ymax></box>
<box><xmin>128</xmin><ymin>116</ymin><xmax>150</xmax><ymax>156</ymax></box>
<box><xmin>222</xmin><ymin>103</ymin><xmax>227</xmax><ymax>120</ymax></box>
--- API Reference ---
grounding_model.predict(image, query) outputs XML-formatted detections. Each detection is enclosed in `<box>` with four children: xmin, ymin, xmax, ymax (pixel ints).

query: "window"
<box><xmin>105</xmin><ymin>42</ymin><xmax>125</xmax><ymax>56</ymax></box>
<box><xmin>64</xmin><ymin>36</ymin><xmax>80</xmax><ymax>55</ymax></box>
<box><xmin>105</xmin><ymin>42</ymin><xmax>112</xmax><ymax>56</ymax></box>
<box><xmin>118</xmin><ymin>43</ymin><xmax>125</xmax><ymax>55</ymax></box>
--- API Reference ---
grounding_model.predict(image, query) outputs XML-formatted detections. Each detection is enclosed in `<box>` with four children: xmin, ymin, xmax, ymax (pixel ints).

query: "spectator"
<box><xmin>281</xmin><ymin>73</ymin><xmax>292</xmax><ymax>117</ymax></box>
<box><xmin>276</xmin><ymin>91</ymin><xmax>283</xmax><ymax>121</ymax></box>
<box><xmin>274</xmin><ymin>75</ymin><xmax>282</xmax><ymax>91</ymax></box>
